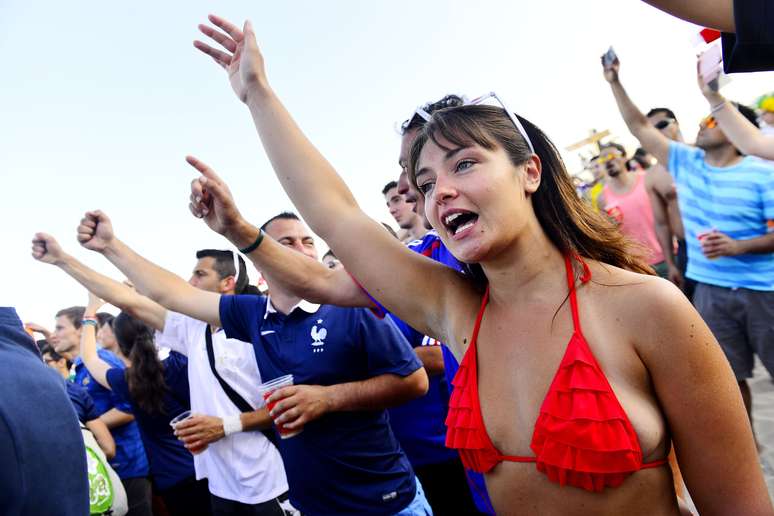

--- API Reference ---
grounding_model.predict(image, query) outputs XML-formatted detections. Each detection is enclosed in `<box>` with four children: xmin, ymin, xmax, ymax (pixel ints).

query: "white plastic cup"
<box><xmin>169</xmin><ymin>410</ymin><xmax>207</xmax><ymax>454</ymax></box>
<box><xmin>259</xmin><ymin>374</ymin><xmax>301</xmax><ymax>439</ymax></box>
<box><xmin>169</xmin><ymin>410</ymin><xmax>193</xmax><ymax>429</ymax></box>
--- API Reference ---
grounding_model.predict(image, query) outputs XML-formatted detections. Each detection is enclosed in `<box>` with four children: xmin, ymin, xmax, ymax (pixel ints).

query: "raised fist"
<box><xmin>77</xmin><ymin>210</ymin><xmax>115</xmax><ymax>252</ymax></box>
<box><xmin>31</xmin><ymin>232</ymin><xmax>66</xmax><ymax>265</ymax></box>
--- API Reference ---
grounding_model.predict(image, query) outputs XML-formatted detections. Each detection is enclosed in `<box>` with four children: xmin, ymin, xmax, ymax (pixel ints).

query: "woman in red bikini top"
<box><xmin>212</xmin><ymin>36</ymin><xmax>773</xmax><ymax>514</ymax></box>
<box><xmin>445</xmin><ymin>254</ymin><xmax>669</xmax><ymax>492</ymax></box>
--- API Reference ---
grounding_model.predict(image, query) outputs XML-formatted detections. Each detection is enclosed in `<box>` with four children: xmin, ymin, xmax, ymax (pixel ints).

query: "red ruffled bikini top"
<box><xmin>445</xmin><ymin>255</ymin><xmax>667</xmax><ymax>492</ymax></box>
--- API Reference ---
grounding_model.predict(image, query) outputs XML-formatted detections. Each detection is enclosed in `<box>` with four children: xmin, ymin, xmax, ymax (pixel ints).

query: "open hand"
<box><xmin>194</xmin><ymin>15</ymin><xmax>269</xmax><ymax>104</ymax></box>
<box><xmin>77</xmin><ymin>210</ymin><xmax>115</xmax><ymax>252</ymax></box>
<box><xmin>31</xmin><ymin>232</ymin><xmax>66</xmax><ymax>265</ymax></box>
<box><xmin>268</xmin><ymin>385</ymin><xmax>332</xmax><ymax>430</ymax></box>
<box><xmin>186</xmin><ymin>156</ymin><xmax>245</xmax><ymax>237</ymax></box>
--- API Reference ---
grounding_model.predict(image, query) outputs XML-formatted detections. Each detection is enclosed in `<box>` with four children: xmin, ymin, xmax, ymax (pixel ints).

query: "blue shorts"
<box><xmin>394</xmin><ymin>478</ymin><xmax>433</xmax><ymax>516</ymax></box>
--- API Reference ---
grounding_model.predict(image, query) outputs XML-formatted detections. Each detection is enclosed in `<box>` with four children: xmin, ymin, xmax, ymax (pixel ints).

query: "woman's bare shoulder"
<box><xmin>584</xmin><ymin>261</ymin><xmax>701</xmax><ymax>349</ymax></box>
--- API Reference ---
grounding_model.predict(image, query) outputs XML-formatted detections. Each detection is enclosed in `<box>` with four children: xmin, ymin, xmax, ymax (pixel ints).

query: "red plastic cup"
<box><xmin>697</xmin><ymin>228</ymin><xmax>718</xmax><ymax>259</ymax></box>
<box><xmin>260</xmin><ymin>374</ymin><xmax>301</xmax><ymax>439</ymax></box>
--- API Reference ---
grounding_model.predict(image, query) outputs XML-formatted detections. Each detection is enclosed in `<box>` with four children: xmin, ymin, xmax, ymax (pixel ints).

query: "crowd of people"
<box><xmin>2</xmin><ymin>2</ymin><xmax>774</xmax><ymax>515</ymax></box>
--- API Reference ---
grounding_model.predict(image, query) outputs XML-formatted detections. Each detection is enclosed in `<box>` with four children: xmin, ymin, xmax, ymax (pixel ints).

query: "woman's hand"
<box><xmin>194</xmin><ymin>15</ymin><xmax>270</xmax><ymax>104</ymax></box>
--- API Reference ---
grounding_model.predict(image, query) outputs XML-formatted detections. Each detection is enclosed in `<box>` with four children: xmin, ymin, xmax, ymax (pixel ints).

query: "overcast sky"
<box><xmin>2</xmin><ymin>0</ymin><xmax>773</xmax><ymax>325</ymax></box>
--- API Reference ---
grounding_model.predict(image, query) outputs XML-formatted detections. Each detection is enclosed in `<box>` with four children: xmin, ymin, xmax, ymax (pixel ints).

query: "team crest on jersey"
<box><xmin>311</xmin><ymin>320</ymin><xmax>327</xmax><ymax>353</ymax></box>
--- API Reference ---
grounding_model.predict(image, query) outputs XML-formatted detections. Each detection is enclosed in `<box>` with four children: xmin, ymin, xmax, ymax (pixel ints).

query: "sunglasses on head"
<box><xmin>400</xmin><ymin>92</ymin><xmax>535</xmax><ymax>154</ymax></box>
<box><xmin>700</xmin><ymin>116</ymin><xmax>717</xmax><ymax>129</ymax></box>
<box><xmin>653</xmin><ymin>119</ymin><xmax>675</xmax><ymax>130</ymax></box>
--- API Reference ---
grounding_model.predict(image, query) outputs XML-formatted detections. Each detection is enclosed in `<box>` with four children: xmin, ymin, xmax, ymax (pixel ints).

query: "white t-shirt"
<box><xmin>155</xmin><ymin>311</ymin><xmax>287</xmax><ymax>505</ymax></box>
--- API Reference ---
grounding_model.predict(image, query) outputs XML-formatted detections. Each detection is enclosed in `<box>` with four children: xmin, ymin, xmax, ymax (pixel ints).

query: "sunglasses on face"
<box><xmin>700</xmin><ymin>116</ymin><xmax>718</xmax><ymax>129</ymax></box>
<box><xmin>653</xmin><ymin>119</ymin><xmax>675</xmax><ymax>130</ymax></box>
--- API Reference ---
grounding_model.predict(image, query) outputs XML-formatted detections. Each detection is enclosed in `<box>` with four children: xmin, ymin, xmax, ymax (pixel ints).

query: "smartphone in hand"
<box><xmin>602</xmin><ymin>46</ymin><xmax>617</xmax><ymax>68</ymax></box>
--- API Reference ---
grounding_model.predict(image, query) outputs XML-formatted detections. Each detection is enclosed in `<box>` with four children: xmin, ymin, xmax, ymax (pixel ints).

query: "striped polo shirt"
<box><xmin>668</xmin><ymin>142</ymin><xmax>774</xmax><ymax>291</ymax></box>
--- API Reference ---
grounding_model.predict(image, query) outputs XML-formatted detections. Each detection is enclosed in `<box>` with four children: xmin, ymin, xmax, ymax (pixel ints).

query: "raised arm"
<box><xmin>602</xmin><ymin>55</ymin><xmax>671</xmax><ymax>165</ymax></box>
<box><xmin>85</xmin><ymin>418</ymin><xmax>116</xmax><ymax>460</ymax></box>
<box><xmin>192</xmin><ymin>15</ymin><xmax>472</xmax><ymax>344</ymax></box>
<box><xmin>76</xmin><ymin>210</ymin><xmax>221</xmax><ymax>327</ymax></box>
<box><xmin>77</xmin><ymin>294</ymin><xmax>113</xmax><ymax>390</ymax></box>
<box><xmin>185</xmin><ymin>155</ymin><xmax>369</xmax><ymax>307</ymax></box>
<box><xmin>31</xmin><ymin>233</ymin><xmax>166</xmax><ymax>331</ymax></box>
<box><xmin>697</xmin><ymin>67</ymin><xmax>774</xmax><ymax>160</ymax></box>
<box><xmin>635</xmin><ymin>282</ymin><xmax>772</xmax><ymax>514</ymax></box>
<box><xmin>640</xmin><ymin>0</ymin><xmax>735</xmax><ymax>33</ymax></box>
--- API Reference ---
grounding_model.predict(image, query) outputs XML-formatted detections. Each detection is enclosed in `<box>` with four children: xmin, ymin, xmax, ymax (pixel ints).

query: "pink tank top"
<box><xmin>603</xmin><ymin>173</ymin><xmax>664</xmax><ymax>265</ymax></box>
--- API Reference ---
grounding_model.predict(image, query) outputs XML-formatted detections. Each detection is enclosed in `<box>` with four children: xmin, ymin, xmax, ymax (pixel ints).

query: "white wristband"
<box><xmin>223</xmin><ymin>415</ymin><xmax>243</xmax><ymax>436</ymax></box>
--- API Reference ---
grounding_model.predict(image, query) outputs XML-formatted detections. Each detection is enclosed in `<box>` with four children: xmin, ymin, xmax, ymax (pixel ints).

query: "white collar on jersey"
<box><xmin>264</xmin><ymin>296</ymin><xmax>321</xmax><ymax>319</ymax></box>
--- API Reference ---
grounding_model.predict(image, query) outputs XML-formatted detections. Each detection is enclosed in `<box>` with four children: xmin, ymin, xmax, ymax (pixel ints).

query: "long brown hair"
<box><xmin>407</xmin><ymin>105</ymin><xmax>653</xmax><ymax>282</ymax></box>
<box><xmin>113</xmin><ymin>312</ymin><xmax>167</xmax><ymax>415</ymax></box>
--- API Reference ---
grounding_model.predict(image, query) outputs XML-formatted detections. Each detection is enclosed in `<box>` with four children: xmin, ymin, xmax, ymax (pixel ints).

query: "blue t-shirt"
<box><xmin>106</xmin><ymin>351</ymin><xmax>194</xmax><ymax>491</ymax></box>
<box><xmin>0</xmin><ymin>308</ymin><xmax>89</xmax><ymax>516</ymax></box>
<box><xmin>66</xmin><ymin>381</ymin><xmax>100</xmax><ymax>423</ymax></box>
<box><xmin>220</xmin><ymin>295</ymin><xmax>421</xmax><ymax>516</ymax></box>
<box><xmin>74</xmin><ymin>349</ymin><xmax>149</xmax><ymax>479</ymax></box>
<box><xmin>668</xmin><ymin>142</ymin><xmax>774</xmax><ymax>290</ymax></box>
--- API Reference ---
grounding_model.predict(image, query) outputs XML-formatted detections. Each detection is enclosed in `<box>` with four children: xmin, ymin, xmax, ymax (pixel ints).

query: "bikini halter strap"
<box><xmin>564</xmin><ymin>254</ymin><xmax>591</xmax><ymax>333</ymax></box>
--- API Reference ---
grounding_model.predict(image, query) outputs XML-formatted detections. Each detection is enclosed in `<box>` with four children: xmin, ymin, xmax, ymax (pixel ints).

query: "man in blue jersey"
<box><xmin>50</xmin><ymin>305</ymin><xmax>152</xmax><ymax>515</ymax></box>
<box><xmin>74</xmin><ymin>209</ymin><xmax>431</xmax><ymax>516</ymax></box>
<box><xmin>603</xmin><ymin>55</ymin><xmax>774</xmax><ymax>434</ymax></box>
<box><xmin>185</xmin><ymin>129</ymin><xmax>493</xmax><ymax>514</ymax></box>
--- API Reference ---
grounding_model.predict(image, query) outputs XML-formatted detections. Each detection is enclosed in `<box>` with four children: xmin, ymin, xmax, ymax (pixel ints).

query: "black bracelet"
<box><xmin>239</xmin><ymin>230</ymin><xmax>265</xmax><ymax>254</ymax></box>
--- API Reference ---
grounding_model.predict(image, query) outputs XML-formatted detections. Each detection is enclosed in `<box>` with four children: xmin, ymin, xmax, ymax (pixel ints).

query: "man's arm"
<box><xmin>75</xmin><ymin>210</ymin><xmax>221</xmax><ymax>327</ymax></box>
<box><xmin>173</xmin><ymin>408</ymin><xmax>273</xmax><ymax>452</ymax></box>
<box><xmin>698</xmin><ymin>69</ymin><xmax>774</xmax><ymax>160</ymax></box>
<box><xmin>85</xmin><ymin>418</ymin><xmax>116</xmax><ymax>460</ymax></box>
<box><xmin>702</xmin><ymin>231</ymin><xmax>774</xmax><ymax>258</ymax></box>
<box><xmin>414</xmin><ymin>347</ymin><xmax>445</xmax><ymax>376</ymax></box>
<box><xmin>23</xmin><ymin>322</ymin><xmax>52</xmax><ymax>340</ymax></box>
<box><xmin>100</xmin><ymin>408</ymin><xmax>135</xmax><ymax>429</ymax></box>
<box><xmin>645</xmin><ymin>174</ymin><xmax>682</xmax><ymax>286</ymax></box>
<box><xmin>602</xmin><ymin>57</ymin><xmax>671</xmax><ymax>165</ymax></box>
<box><xmin>31</xmin><ymin>233</ymin><xmax>166</xmax><ymax>331</ymax></box>
<box><xmin>186</xmin><ymin>156</ymin><xmax>370</xmax><ymax>307</ymax></box>
<box><xmin>269</xmin><ymin>368</ymin><xmax>429</xmax><ymax>431</ymax></box>
<box><xmin>641</xmin><ymin>0</ymin><xmax>735</xmax><ymax>32</ymax></box>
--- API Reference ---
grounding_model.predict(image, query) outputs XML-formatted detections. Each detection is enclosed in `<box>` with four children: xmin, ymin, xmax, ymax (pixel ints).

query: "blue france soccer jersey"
<box><xmin>220</xmin><ymin>295</ymin><xmax>421</xmax><ymax>516</ymax></box>
<box><xmin>74</xmin><ymin>349</ymin><xmax>149</xmax><ymax>479</ymax></box>
<box><xmin>106</xmin><ymin>351</ymin><xmax>194</xmax><ymax>491</ymax></box>
<box><xmin>65</xmin><ymin>381</ymin><xmax>100</xmax><ymax>423</ymax></box>
<box><xmin>668</xmin><ymin>142</ymin><xmax>774</xmax><ymax>290</ymax></box>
